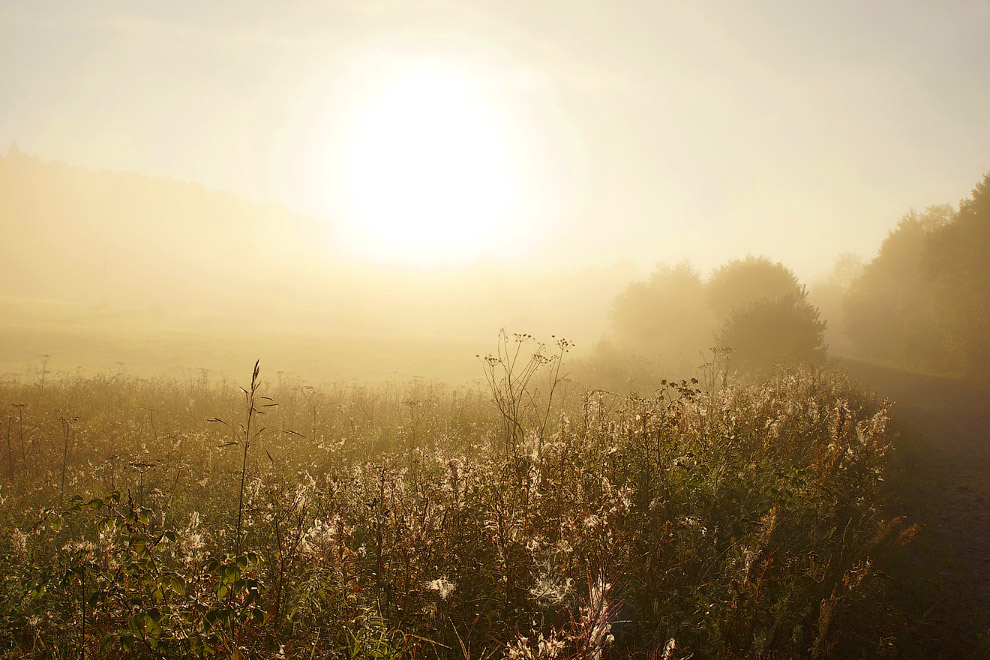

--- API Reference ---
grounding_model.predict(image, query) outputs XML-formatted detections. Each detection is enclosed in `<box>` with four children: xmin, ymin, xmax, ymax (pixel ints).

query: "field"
<box><xmin>0</xmin><ymin>298</ymin><xmax>490</xmax><ymax>385</ymax></box>
<box><xmin>0</xmin><ymin>336</ymin><xmax>917</xmax><ymax>659</ymax></box>
<box><xmin>4</xmin><ymin>3</ymin><xmax>989</xmax><ymax>658</ymax></box>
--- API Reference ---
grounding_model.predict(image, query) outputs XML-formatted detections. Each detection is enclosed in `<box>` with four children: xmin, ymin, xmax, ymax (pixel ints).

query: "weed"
<box><xmin>0</xmin><ymin>344</ymin><xmax>911</xmax><ymax>658</ymax></box>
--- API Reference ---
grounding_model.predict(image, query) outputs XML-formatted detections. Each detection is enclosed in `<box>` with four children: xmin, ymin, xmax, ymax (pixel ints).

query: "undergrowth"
<box><xmin>0</xmin><ymin>336</ymin><xmax>914</xmax><ymax>659</ymax></box>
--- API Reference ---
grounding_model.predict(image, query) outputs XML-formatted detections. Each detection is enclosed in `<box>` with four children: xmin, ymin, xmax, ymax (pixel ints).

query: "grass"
<box><xmin>0</xmin><ymin>342</ymin><xmax>917</xmax><ymax>659</ymax></box>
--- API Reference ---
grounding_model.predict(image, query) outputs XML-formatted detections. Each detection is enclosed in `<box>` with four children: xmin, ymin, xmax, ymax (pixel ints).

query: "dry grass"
<box><xmin>0</xmin><ymin>347</ymin><xmax>912</xmax><ymax>658</ymax></box>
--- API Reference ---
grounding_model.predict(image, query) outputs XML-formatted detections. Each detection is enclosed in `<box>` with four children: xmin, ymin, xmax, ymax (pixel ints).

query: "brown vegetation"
<box><xmin>0</xmin><ymin>344</ymin><xmax>913</xmax><ymax>659</ymax></box>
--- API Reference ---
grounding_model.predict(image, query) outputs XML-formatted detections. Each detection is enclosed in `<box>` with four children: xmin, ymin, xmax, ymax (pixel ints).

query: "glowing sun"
<box><xmin>339</xmin><ymin>65</ymin><xmax>519</xmax><ymax>264</ymax></box>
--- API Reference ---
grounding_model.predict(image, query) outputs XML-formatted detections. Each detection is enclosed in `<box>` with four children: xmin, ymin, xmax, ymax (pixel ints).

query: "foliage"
<box><xmin>705</xmin><ymin>256</ymin><xmax>802</xmax><ymax>320</ymax></box>
<box><xmin>604</xmin><ymin>257</ymin><xmax>827</xmax><ymax>376</ymax></box>
<box><xmin>0</xmin><ymin>353</ymin><xmax>911</xmax><ymax>659</ymax></box>
<box><xmin>716</xmin><ymin>290</ymin><xmax>827</xmax><ymax>375</ymax></box>
<box><xmin>840</xmin><ymin>175</ymin><xmax>990</xmax><ymax>377</ymax></box>
<box><xmin>842</xmin><ymin>206</ymin><xmax>957</xmax><ymax>372</ymax></box>
<box><xmin>922</xmin><ymin>174</ymin><xmax>990</xmax><ymax>377</ymax></box>
<box><xmin>807</xmin><ymin>253</ymin><xmax>864</xmax><ymax>354</ymax></box>
<box><xmin>608</xmin><ymin>263</ymin><xmax>714</xmax><ymax>358</ymax></box>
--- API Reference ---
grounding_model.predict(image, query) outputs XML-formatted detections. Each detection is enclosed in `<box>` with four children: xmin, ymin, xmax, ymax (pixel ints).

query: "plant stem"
<box><xmin>235</xmin><ymin>360</ymin><xmax>260</xmax><ymax>555</ymax></box>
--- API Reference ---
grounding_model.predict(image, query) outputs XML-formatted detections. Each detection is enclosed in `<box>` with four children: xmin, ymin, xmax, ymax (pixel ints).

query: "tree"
<box><xmin>609</xmin><ymin>262</ymin><xmax>714</xmax><ymax>357</ymax></box>
<box><xmin>807</xmin><ymin>253</ymin><xmax>865</xmax><ymax>354</ymax></box>
<box><xmin>923</xmin><ymin>174</ymin><xmax>990</xmax><ymax>376</ymax></box>
<box><xmin>716</xmin><ymin>289</ymin><xmax>827</xmax><ymax>374</ymax></box>
<box><xmin>705</xmin><ymin>256</ymin><xmax>802</xmax><ymax>320</ymax></box>
<box><xmin>843</xmin><ymin>206</ymin><xmax>957</xmax><ymax>372</ymax></box>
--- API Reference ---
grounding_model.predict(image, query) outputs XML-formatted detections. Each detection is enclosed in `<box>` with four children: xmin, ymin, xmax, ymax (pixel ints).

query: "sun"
<box><xmin>337</xmin><ymin>64</ymin><xmax>519</xmax><ymax>265</ymax></box>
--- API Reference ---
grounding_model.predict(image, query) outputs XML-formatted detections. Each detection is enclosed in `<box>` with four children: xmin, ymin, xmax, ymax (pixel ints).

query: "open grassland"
<box><xmin>0</xmin><ymin>349</ymin><xmax>916</xmax><ymax>659</ymax></box>
<box><xmin>0</xmin><ymin>298</ymin><xmax>489</xmax><ymax>384</ymax></box>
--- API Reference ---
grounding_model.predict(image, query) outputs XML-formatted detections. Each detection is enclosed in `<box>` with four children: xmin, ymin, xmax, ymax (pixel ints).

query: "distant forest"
<box><xmin>595</xmin><ymin>173</ymin><xmax>990</xmax><ymax>380</ymax></box>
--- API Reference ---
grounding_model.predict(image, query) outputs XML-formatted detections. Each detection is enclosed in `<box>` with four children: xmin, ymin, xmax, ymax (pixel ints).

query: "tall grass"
<box><xmin>0</xmin><ymin>351</ymin><xmax>912</xmax><ymax>658</ymax></box>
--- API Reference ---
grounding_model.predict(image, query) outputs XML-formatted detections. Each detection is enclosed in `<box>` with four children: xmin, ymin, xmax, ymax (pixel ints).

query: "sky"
<box><xmin>2</xmin><ymin>0</ymin><xmax>989</xmax><ymax>280</ymax></box>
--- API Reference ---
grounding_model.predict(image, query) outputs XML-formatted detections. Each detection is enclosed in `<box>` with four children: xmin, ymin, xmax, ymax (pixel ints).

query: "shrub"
<box><xmin>705</xmin><ymin>256</ymin><xmax>802</xmax><ymax>320</ymax></box>
<box><xmin>0</xmin><ymin>356</ymin><xmax>909</xmax><ymax>659</ymax></box>
<box><xmin>609</xmin><ymin>263</ymin><xmax>714</xmax><ymax>358</ymax></box>
<box><xmin>716</xmin><ymin>289</ymin><xmax>827</xmax><ymax>374</ymax></box>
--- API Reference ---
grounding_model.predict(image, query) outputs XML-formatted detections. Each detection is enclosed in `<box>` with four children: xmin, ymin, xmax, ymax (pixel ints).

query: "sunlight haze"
<box><xmin>333</xmin><ymin>61</ymin><xmax>523</xmax><ymax>264</ymax></box>
<box><xmin>4</xmin><ymin>7</ymin><xmax>990</xmax><ymax>655</ymax></box>
<box><xmin>1</xmin><ymin>1</ymin><xmax>989</xmax><ymax>383</ymax></box>
<box><xmin>2</xmin><ymin>1</ymin><xmax>985</xmax><ymax>277</ymax></box>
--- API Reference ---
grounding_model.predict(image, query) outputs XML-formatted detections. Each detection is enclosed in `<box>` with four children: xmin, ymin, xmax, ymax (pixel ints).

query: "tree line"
<box><xmin>604</xmin><ymin>172</ymin><xmax>990</xmax><ymax>379</ymax></box>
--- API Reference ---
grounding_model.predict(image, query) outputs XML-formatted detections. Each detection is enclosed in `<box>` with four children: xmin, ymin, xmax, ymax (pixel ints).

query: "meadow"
<box><xmin>4</xmin><ymin>4</ymin><xmax>988</xmax><ymax>658</ymax></box>
<box><xmin>0</xmin><ymin>334</ymin><xmax>915</xmax><ymax>659</ymax></box>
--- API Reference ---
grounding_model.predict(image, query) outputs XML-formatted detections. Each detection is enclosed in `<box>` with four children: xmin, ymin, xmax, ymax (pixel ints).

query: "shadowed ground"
<box><xmin>842</xmin><ymin>359</ymin><xmax>990</xmax><ymax>658</ymax></box>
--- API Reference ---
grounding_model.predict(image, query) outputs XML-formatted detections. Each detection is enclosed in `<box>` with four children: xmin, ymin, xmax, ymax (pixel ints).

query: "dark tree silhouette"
<box><xmin>716</xmin><ymin>289</ymin><xmax>827</xmax><ymax>374</ymax></box>
<box><xmin>923</xmin><ymin>174</ymin><xmax>990</xmax><ymax>376</ymax></box>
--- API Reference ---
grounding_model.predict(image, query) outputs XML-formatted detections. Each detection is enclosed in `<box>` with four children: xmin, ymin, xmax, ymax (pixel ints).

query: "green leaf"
<box><xmin>162</xmin><ymin>574</ymin><xmax>185</xmax><ymax>595</ymax></box>
<box><xmin>128</xmin><ymin>613</ymin><xmax>146</xmax><ymax>636</ymax></box>
<box><xmin>220</xmin><ymin>564</ymin><xmax>240</xmax><ymax>584</ymax></box>
<box><xmin>115</xmin><ymin>632</ymin><xmax>136</xmax><ymax>650</ymax></box>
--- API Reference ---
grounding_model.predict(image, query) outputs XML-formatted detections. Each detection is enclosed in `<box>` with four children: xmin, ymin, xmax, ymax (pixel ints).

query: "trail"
<box><xmin>842</xmin><ymin>359</ymin><xmax>990</xmax><ymax>657</ymax></box>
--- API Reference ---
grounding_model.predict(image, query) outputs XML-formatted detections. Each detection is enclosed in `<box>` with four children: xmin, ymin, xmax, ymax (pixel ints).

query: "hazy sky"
<box><xmin>2</xmin><ymin>0</ymin><xmax>988</xmax><ymax>279</ymax></box>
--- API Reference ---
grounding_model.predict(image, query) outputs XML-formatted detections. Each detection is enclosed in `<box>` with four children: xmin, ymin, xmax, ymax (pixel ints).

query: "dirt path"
<box><xmin>842</xmin><ymin>359</ymin><xmax>990</xmax><ymax>658</ymax></box>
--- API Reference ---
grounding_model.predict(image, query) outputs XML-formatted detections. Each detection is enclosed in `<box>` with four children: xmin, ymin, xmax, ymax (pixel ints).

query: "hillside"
<box><xmin>0</xmin><ymin>149</ymin><xmax>634</xmax><ymax>380</ymax></box>
<box><xmin>0</xmin><ymin>146</ymin><xmax>331</xmax><ymax>310</ymax></box>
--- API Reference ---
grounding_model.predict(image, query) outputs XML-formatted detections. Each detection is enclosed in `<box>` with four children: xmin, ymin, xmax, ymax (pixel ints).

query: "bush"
<box><xmin>717</xmin><ymin>290</ymin><xmax>827</xmax><ymax>374</ymax></box>
<box><xmin>0</xmin><ymin>359</ymin><xmax>909</xmax><ymax>659</ymax></box>
<box><xmin>706</xmin><ymin>256</ymin><xmax>802</xmax><ymax>320</ymax></box>
<box><xmin>609</xmin><ymin>263</ymin><xmax>714</xmax><ymax>358</ymax></box>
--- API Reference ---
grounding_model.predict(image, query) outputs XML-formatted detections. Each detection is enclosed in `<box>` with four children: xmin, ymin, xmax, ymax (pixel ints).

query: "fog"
<box><xmin>3</xmin><ymin>144</ymin><xmax>990</xmax><ymax>384</ymax></box>
<box><xmin>1</xmin><ymin>2</ymin><xmax>989</xmax><ymax>384</ymax></box>
<box><xmin>4</xmin><ymin>8</ymin><xmax>990</xmax><ymax>656</ymax></box>
<box><xmin>0</xmin><ymin>148</ymin><xmax>635</xmax><ymax>381</ymax></box>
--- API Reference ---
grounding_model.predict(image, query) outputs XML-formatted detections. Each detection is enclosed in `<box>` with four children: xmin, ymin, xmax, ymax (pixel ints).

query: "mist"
<box><xmin>3</xmin><ymin>144</ymin><xmax>989</xmax><ymax>386</ymax></box>
<box><xmin>2</xmin><ymin>2</ymin><xmax>988</xmax><ymax>385</ymax></box>
<box><xmin>4</xmin><ymin>4</ymin><xmax>990</xmax><ymax>658</ymax></box>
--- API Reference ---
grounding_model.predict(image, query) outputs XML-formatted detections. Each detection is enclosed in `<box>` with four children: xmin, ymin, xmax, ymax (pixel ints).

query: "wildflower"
<box><xmin>302</xmin><ymin>516</ymin><xmax>341</xmax><ymax>558</ymax></box>
<box><xmin>529</xmin><ymin>575</ymin><xmax>573</xmax><ymax>605</ymax></box>
<box><xmin>425</xmin><ymin>577</ymin><xmax>455</xmax><ymax>600</ymax></box>
<box><xmin>10</xmin><ymin>528</ymin><xmax>28</xmax><ymax>559</ymax></box>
